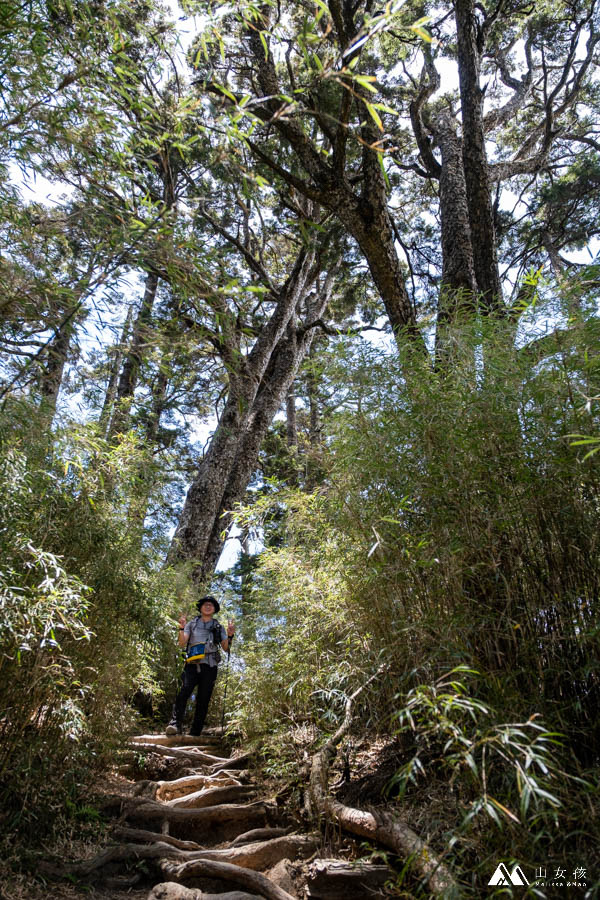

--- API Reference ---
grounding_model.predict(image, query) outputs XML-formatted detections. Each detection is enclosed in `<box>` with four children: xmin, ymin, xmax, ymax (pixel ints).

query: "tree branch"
<box><xmin>306</xmin><ymin>666</ymin><xmax>458</xmax><ymax>897</ymax></box>
<box><xmin>409</xmin><ymin>54</ymin><xmax>442</xmax><ymax>179</ymax></box>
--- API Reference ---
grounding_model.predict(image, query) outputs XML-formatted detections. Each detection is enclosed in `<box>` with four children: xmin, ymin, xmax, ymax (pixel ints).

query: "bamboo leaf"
<box><xmin>489</xmin><ymin>796</ymin><xmax>520</xmax><ymax>823</ymax></box>
<box><xmin>364</xmin><ymin>100</ymin><xmax>383</xmax><ymax>131</ymax></box>
<box><xmin>314</xmin><ymin>0</ymin><xmax>331</xmax><ymax>22</ymax></box>
<box><xmin>212</xmin><ymin>82</ymin><xmax>237</xmax><ymax>103</ymax></box>
<box><xmin>352</xmin><ymin>74</ymin><xmax>378</xmax><ymax>93</ymax></box>
<box><xmin>411</xmin><ymin>25</ymin><xmax>434</xmax><ymax>43</ymax></box>
<box><xmin>259</xmin><ymin>30</ymin><xmax>269</xmax><ymax>61</ymax></box>
<box><xmin>372</xmin><ymin>102</ymin><xmax>398</xmax><ymax>116</ymax></box>
<box><xmin>378</xmin><ymin>152</ymin><xmax>390</xmax><ymax>189</ymax></box>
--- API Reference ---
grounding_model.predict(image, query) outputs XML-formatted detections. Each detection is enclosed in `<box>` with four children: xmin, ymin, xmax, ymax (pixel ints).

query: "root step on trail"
<box><xmin>110</xmin><ymin>728</ymin><xmax>307</xmax><ymax>899</ymax></box>
<box><xmin>48</xmin><ymin>724</ymin><xmax>449</xmax><ymax>899</ymax></box>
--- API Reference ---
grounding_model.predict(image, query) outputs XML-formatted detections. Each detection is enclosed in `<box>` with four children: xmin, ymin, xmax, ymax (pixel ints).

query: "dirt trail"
<box><xmin>45</xmin><ymin>728</ymin><xmax>395</xmax><ymax>900</ymax></box>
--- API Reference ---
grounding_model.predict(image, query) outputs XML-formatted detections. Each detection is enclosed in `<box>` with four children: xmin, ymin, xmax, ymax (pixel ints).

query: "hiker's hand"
<box><xmin>179</xmin><ymin>614</ymin><xmax>187</xmax><ymax>629</ymax></box>
<box><xmin>227</xmin><ymin>618</ymin><xmax>235</xmax><ymax>637</ymax></box>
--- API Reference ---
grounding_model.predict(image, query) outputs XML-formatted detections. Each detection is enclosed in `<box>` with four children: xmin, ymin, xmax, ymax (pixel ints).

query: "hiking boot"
<box><xmin>188</xmin><ymin>728</ymin><xmax>202</xmax><ymax>736</ymax></box>
<box><xmin>165</xmin><ymin>720</ymin><xmax>182</xmax><ymax>736</ymax></box>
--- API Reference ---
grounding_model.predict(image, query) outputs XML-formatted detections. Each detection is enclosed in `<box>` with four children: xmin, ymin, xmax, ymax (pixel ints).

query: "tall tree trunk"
<box><xmin>286</xmin><ymin>382</ymin><xmax>299</xmax><ymax>487</ymax></box>
<box><xmin>128</xmin><ymin>366</ymin><xmax>169</xmax><ymax>535</ymax></box>
<box><xmin>434</xmin><ymin>111</ymin><xmax>477</xmax><ymax>365</ymax></box>
<box><xmin>455</xmin><ymin>0</ymin><xmax>503</xmax><ymax>312</ymax></box>
<box><xmin>99</xmin><ymin>308</ymin><xmax>133</xmax><ymax>437</ymax></box>
<box><xmin>166</xmin><ymin>251</ymin><xmax>317</xmax><ymax>578</ymax></box>
<box><xmin>436</xmin><ymin>112</ymin><xmax>477</xmax><ymax>304</ymax></box>
<box><xmin>198</xmin><ymin>282</ymin><xmax>334</xmax><ymax>579</ymax></box>
<box><xmin>337</xmin><ymin>91</ymin><xmax>423</xmax><ymax>349</ymax></box>
<box><xmin>340</xmin><ymin>201</ymin><xmax>422</xmax><ymax>347</ymax></box>
<box><xmin>541</xmin><ymin>228</ymin><xmax>584</xmax><ymax>317</ymax></box>
<box><xmin>286</xmin><ymin>386</ymin><xmax>297</xmax><ymax>448</ymax></box>
<box><xmin>237</xmin><ymin>528</ymin><xmax>256</xmax><ymax>643</ymax></box>
<box><xmin>542</xmin><ymin>230</ymin><xmax>567</xmax><ymax>282</ymax></box>
<box><xmin>108</xmin><ymin>271</ymin><xmax>159</xmax><ymax>440</ymax></box>
<box><xmin>308</xmin><ymin>374</ymin><xmax>319</xmax><ymax>449</ymax></box>
<box><xmin>302</xmin><ymin>344</ymin><xmax>323</xmax><ymax>489</ymax></box>
<box><xmin>165</xmin><ymin>374</ymin><xmax>256</xmax><ymax>575</ymax></box>
<box><xmin>365</xmin><ymin>90</ymin><xmax>420</xmax><ymax>346</ymax></box>
<box><xmin>38</xmin><ymin>314</ymin><xmax>77</xmax><ymax>419</ymax></box>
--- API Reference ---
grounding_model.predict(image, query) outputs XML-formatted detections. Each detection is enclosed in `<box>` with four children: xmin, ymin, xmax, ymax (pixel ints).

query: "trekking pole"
<box><xmin>221</xmin><ymin>647</ymin><xmax>231</xmax><ymax>736</ymax></box>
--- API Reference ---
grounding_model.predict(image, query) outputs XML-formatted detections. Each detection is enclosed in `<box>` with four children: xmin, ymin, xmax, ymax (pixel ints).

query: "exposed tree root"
<box><xmin>131</xmin><ymin>734</ymin><xmax>225</xmax><ymax>749</ymax></box>
<box><xmin>43</xmin><ymin>722</ymin><xmax>459</xmax><ymax>900</ymax></box>
<box><xmin>317</xmin><ymin>800</ymin><xmax>459</xmax><ymax>895</ymax></box>
<box><xmin>160</xmin><ymin>858</ymin><xmax>297</xmax><ymax>900</ymax></box>
<box><xmin>156</xmin><ymin>773</ymin><xmax>243</xmax><ymax>802</ymax></box>
<box><xmin>43</xmin><ymin>833</ymin><xmax>314</xmax><ymax>883</ymax></box>
<box><xmin>112</xmin><ymin>825</ymin><xmax>204</xmax><ymax>850</ymax></box>
<box><xmin>125</xmin><ymin>798</ymin><xmax>274</xmax><ymax>830</ymax></box>
<box><xmin>209</xmin><ymin>751</ymin><xmax>254</xmax><ymax>772</ymax></box>
<box><xmin>165</xmin><ymin>784</ymin><xmax>255</xmax><ymax>809</ymax></box>
<box><xmin>230</xmin><ymin>827</ymin><xmax>294</xmax><ymax>847</ymax></box>
<box><xmin>305</xmin><ymin>858</ymin><xmax>393</xmax><ymax>899</ymax></box>
<box><xmin>130</xmin><ymin>742</ymin><xmax>230</xmax><ymax>766</ymax></box>
<box><xmin>149</xmin><ymin>885</ymin><xmax>262</xmax><ymax>900</ymax></box>
<box><xmin>171</xmin><ymin>833</ymin><xmax>317</xmax><ymax>871</ymax></box>
<box><xmin>210</xmin><ymin>768</ymin><xmax>250</xmax><ymax>781</ymax></box>
<box><xmin>307</xmin><ymin>672</ymin><xmax>458</xmax><ymax>897</ymax></box>
<box><xmin>39</xmin><ymin>841</ymin><xmax>183</xmax><ymax>878</ymax></box>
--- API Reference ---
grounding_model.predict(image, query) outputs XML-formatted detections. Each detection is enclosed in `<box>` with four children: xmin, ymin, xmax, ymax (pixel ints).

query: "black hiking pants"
<box><xmin>173</xmin><ymin>663</ymin><xmax>218</xmax><ymax>733</ymax></box>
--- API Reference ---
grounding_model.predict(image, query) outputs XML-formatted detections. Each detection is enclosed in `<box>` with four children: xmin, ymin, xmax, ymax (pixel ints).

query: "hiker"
<box><xmin>166</xmin><ymin>595</ymin><xmax>235</xmax><ymax>736</ymax></box>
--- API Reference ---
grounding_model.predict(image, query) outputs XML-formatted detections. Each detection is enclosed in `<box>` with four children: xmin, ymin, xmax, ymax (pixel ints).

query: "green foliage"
<box><xmin>0</xmin><ymin>0</ymin><xmax>599</xmax><ymax>888</ymax></box>
<box><xmin>230</xmin><ymin>311</ymin><xmax>600</xmax><ymax>885</ymax></box>
<box><xmin>230</xmin><ymin>489</ymin><xmax>382</xmax><ymax>738</ymax></box>
<box><xmin>0</xmin><ymin>400</ymin><xmax>180</xmax><ymax>842</ymax></box>
<box><xmin>392</xmin><ymin>667</ymin><xmax>565</xmax><ymax>830</ymax></box>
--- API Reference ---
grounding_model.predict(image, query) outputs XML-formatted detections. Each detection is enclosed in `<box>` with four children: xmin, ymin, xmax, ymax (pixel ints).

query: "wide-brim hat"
<box><xmin>197</xmin><ymin>595</ymin><xmax>220</xmax><ymax>613</ymax></box>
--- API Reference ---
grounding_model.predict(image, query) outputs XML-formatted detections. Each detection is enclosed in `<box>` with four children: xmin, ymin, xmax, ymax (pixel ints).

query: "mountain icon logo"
<box><xmin>488</xmin><ymin>863</ymin><xmax>530</xmax><ymax>886</ymax></box>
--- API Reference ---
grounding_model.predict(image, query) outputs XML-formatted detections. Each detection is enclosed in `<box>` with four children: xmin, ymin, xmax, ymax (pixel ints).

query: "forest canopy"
<box><xmin>1</xmin><ymin>0</ymin><xmax>599</xmax><ymax>893</ymax></box>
